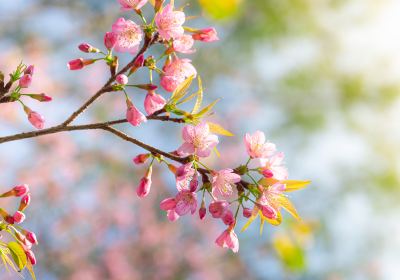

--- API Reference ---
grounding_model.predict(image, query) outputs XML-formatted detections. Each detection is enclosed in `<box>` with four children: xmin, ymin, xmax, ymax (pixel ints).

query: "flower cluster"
<box><xmin>0</xmin><ymin>63</ymin><xmax>51</xmax><ymax>129</ymax></box>
<box><xmin>0</xmin><ymin>184</ymin><xmax>38</xmax><ymax>277</ymax></box>
<box><xmin>64</xmin><ymin>0</ymin><xmax>310</xmax><ymax>254</ymax></box>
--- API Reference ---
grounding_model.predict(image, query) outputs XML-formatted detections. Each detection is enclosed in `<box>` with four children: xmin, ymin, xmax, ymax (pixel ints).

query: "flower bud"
<box><xmin>133</xmin><ymin>153</ymin><xmax>150</xmax><ymax>165</ymax></box>
<box><xmin>24</xmin><ymin>65</ymin><xmax>34</xmax><ymax>75</ymax></box>
<box><xmin>136</xmin><ymin>166</ymin><xmax>152</xmax><ymax>198</ymax></box>
<box><xmin>144</xmin><ymin>90</ymin><xmax>166</xmax><ymax>115</ymax></box>
<box><xmin>78</xmin><ymin>43</ymin><xmax>99</xmax><ymax>53</ymax></box>
<box><xmin>19</xmin><ymin>194</ymin><xmax>31</xmax><ymax>211</ymax></box>
<box><xmin>192</xmin><ymin>27</ymin><xmax>219</xmax><ymax>42</ymax></box>
<box><xmin>242</xmin><ymin>207</ymin><xmax>252</xmax><ymax>218</ymax></box>
<box><xmin>25</xmin><ymin>231</ymin><xmax>38</xmax><ymax>245</ymax></box>
<box><xmin>259</xmin><ymin>204</ymin><xmax>277</xmax><ymax>219</ymax></box>
<box><xmin>19</xmin><ymin>74</ymin><xmax>32</xmax><ymax>88</ymax></box>
<box><xmin>13</xmin><ymin>184</ymin><xmax>29</xmax><ymax>197</ymax></box>
<box><xmin>209</xmin><ymin>201</ymin><xmax>229</xmax><ymax>218</ymax></box>
<box><xmin>29</xmin><ymin>93</ymin><xmax>52</xmax><ymax>102</ymax></box>
<box><xmin>104</xmin><ymin>32</ymin><xmax>117</xmax><ymax>50</ymax></box>
<box><xmin>199</xmin><ymin>201</ymin><xmax>206</xmax><ymax>220</ymax></box>
<box><xmin>13</xmin><ymin>211</ymin><xmax>26</xmax><ymax>224</ymax></box>
<box><xmin>67</xmin><ymin>58</ymin><xmax>96</xmax><ymax>70</ymax></box>
<box><xmin>129</xmin><ymin>54</ymin><xmax>145</xmax><ymax>75</ymax></box>
<box><xmin>24</xmin><ymin>106</ymin><xmax>45</xmax><ymax>130</ymax></box>
<box><xmin>126</xmin><ymin>99</ymin><xmax>147</xmax><ymax>127</ymax></box>
<box><xmin>116</xmin><ymin>74</ymin><xmax>128</xmax><ymax>85</ymax></box>
<box><xmin>25</xmin><ymin>250</ymin><xmax>37</xmax><ymax>265</ymax></box>
<box><xmin>222</xmin><ymin>210</ymin><xmax>235</xmax><ymax>226</ymax></box>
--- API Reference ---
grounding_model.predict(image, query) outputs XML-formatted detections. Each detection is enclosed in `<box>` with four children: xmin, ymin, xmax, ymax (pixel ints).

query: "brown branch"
<box><xmin>62</xmin><ymin>34</ymin><xmax>158</xmax><ymax>127</ymax></box>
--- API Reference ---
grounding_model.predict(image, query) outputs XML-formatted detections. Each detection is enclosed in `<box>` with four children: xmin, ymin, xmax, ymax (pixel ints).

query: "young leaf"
<box><xmin>8</xmin><ymin>241</ymin><xmax>27</xmax><ymax>271</ymax></box>
<box><xmin>26</xmin><ymin>261</ymin><xmax>37</xmax><ymax>280</ymax></box>
<box><xmin>191</xmin><ymin>76</ymin><xmax>203</xmax><ymax>114</ymax></box>
<box><xmin>169</xmin><ymin>75</ymin><xmax>194</xmax><ymax>104</ymax></box>
<box><xmin>207</xmin><ymin>122</ymin><xmax>234</xmax><ymax>137</ymax></box>
<box><xmin>281</xmin><ymin>180</ymin><xmax>311</xmax><ymax>192</ymax></box>
<box><xmin>193</xmin><ymin>99</ymin><xmax>220</xmax><ymax>118</ymax></box>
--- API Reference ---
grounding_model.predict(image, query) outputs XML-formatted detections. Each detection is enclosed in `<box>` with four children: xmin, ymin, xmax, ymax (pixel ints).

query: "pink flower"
<box><xmin>160</xmin><ymin>190</ymin><xmax>197</xmax><ymax>218</ymax></box>
<box><xmin>175</xmin><ymin>163</ymin><xmax>196</xmax><ymax>191</ymax></box>
<box><xmin>25</xmin><ymin>250</ymin><xmax>37</xmax><ymax>265</ymax></box>
<box><xmin>126</xmin><ymin>100</ymin><xmax>147</xmax><ymax>127</ymax></box>
<box><xmin>13</xmin><ymin>211</ymin><xmax>26</xmax><ymax>224</ymax></box>
<box><xmin>192</xmin><ymin>27</ymin><xmax>219</xmax><ymax>42</ymax></box>
<box><xmin>215</xmin><ymin>228</ymin><xmax>239</xmax><ymax>253</ymax></box>
<box><xmin>177</xmin><ymin>122</ymin><xmax>219</xmax><ymax>158</ymax></box>
<box><xmin>260</xmin><ymin>152</ymin><xmax>288</xmax><ymax>180</ymax></box>
<box><xmin>167</xmin><ymin>210</ymin><xmax>179</xmax><ymax>221</ymax></box>
<box><xmin>111</xmin><ymin>18</ymin><xmax>143</xmax><ymax>54</ymax></box>
<box><xmin>161</xmin><ymin>57</ymin><xmax>197</xmax><ymax>92</ymax></box>
<box><xmin>116</xmin><ymin>74</ymin><xmax>129</xmax><ymax>85</ymax></box>
<box><xmin>211</xmin><ymin>169</ymin><xmax>241</xmax><ymax>198</ymax></box>
<box><xmin>13</xmin><ymin>184</ymin><xmax>29</xmax><ymax>197</ymax></box>
<box><xmin>175</xmin><ymin>190</ymin><xmax>197</xmax><ymax>216</ymax></box>
<box><xmin>244</xmin><ymin>131</ymin><xmax>276</xmax><ymax>159</ymax></box>
<box><xmin>144</xmin><ymin>91</ymin><xmax>166</xmax><ymax>115</ymax></box>
<box><xmin>257</xmin><ymin>183</ymin><xmax>287</xmax><ymax>220</ymax></box>
<box><xmin>209</xmin><ymin>200</ymin><xmax>229</xmax><ymax>218</ymax></box>
<box><xmin>19</xmin><ymin>74</ymin><xmax>32</xmax><ymax>88</ymax></box>
<box><xmin>27</xmin><ymin>110</ymin><xmax>45</xmax><ymax>130</ymax></box>
<box><xmin>132</xmin><ymin>153</ymin><xmax>150</xmax><ymax>164</ymax></box>
<box><xmin>25</xmin><ymin>231</ymin><xmax>38</xmax><ymax>245</ymax></box>
<box><xmin>173</xmin><ymin>34</ymin><xmax>195</xmax><ymax>54</ymax></box>
<box><xmin>104</xmin><ymin>32</ymin><xmax>118</xmax><ymax>50</ymax></box>
<box><xmin>160</xmin><ymin>197</ymin><xmax>177</xmax><ymax>211</ymax></box>
<box><xmin>155</xmin><ymin>4</ymin><xmax>185</xmax><ymax>40</ymax></box>
<box><xmin>118</xmin><ymin>0</ymin><xmax>148</xmax><ymax>10</ymax></box>
<box><xmin>136</xmin><ymin>166</ymin><xmax>152</xmax><ymax>198</ymax></box>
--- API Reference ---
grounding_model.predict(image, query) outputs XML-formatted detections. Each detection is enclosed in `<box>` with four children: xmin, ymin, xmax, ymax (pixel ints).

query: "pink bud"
<box><xmin>25</xmin><ymin>250</ymin><xmax>37</xmax><ymax>265</ymax></box>
<box><xmin>192</xmin><ymin>27</ymin><xmax>219</xmax><ymax>42</ymax></box>
<box><xmin>134</xmin><ymin>54</ymin><xmax>145</xmax><ymax>68</ymax></box>
<box><xmin>133</xmin><ymin>153</ymin><xmax>150</xmax><ymax>165</ymax></box>
<box><xmin>126</xmin><ymin>100</ymin><xmax>147</xmax><ymax>127</ymax></box>
<box><xmin>222</xmin><ymin>210</ymin><xmax>235</xmax><ymax>226</ymax></box>
<box><xmin>104</xmin><ymin>32</ymin><xmax>117</xmax><ymax>50</ymax></box>
<box><xmin>25</xmin><ymin>231</ymin><xmax>38</xmax><ymax>245</ymax></box>
<box><xmin>30</xmin><ymin>93</ymin><xmax>52</xmax><ymax>102</ymax></box>
<box><xmin>259</xmin><ymin>204</ymin><xmax>278</xmax><ymax>219</ymax></box>
<box><xmin>27</xmin><ymin>110</ymin><xmax>45</xmax><ymax>130</ymax></box>
<box><xmin>242</xmin><ymin>207</ymin><xmax>252</xmax><ymax>218</ymax></box>
<box><xmin>19</xmin><ymin>194</ymin><xmax>31</xmax><ymax>211</ymax></box>
<box><xmin>136</xmin><ymin>166</ymin><xmax>152</xmax><ymax>198</ymax></box>
<box><xmin>199</xmin><ymin>206</ymin><xmax>206</xmax><ymax>220</ymax></box>
<box><xmin>209</xmin><ymin>201</ymin><xmax>229</xmax><ymax>218</ymax></box>
<box><xmin>5</xmin><ymin>216</ymin><xmax>14</xmax><ymax>224</ymax></box>
<box><xmin>160</xmin><ymin>197</ymin><xmax>177</xmax><ymax>211</ymax></box>
<box><xmin>78</xmin><ymin>43</ymin><xmax>98</xmax><ymax>53</ymax></box>
<box><xmin>19</xmin><ymin>74</ymin><xmax>32</xmax><ymax>88</ymax></box>
<box><xmin>13</xmin><ymin>184</ymin><xmax>29</xmax><ymax>197</ymax></box>
<box><xmin>167</xmin><ymin>210</ymin><xmax>179</xmax><ymax>222</ymax></box>
<box><xmin>67</xmin><ymin>58</ymin><xmax>84</xmax><ymax>70</ymax></box>
<box><xmin>116</xmin><ymin>74</ymin><xmax>128</xmax><ymax>85</ymax></box>
<box><xmin>13</xmin><ymin>211</ymin><xmax>26</xmax><ymax>224</ymax></box>
<box><xmin>24</xmin><ymin>65</ymin><xmax>35</xmax><ymax>75</ymax></box>
<box><xmin>144</xmin><ymin>91</ymin><xmax>166</xmax><ymax>115</ymax></box>
<box><xmin>261</xmin><ymin>168</ymin><xmax>274</xmax><ymax>178</ymax></box>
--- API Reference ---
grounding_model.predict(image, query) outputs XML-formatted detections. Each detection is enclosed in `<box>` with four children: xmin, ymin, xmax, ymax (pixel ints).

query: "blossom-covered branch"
<box><xmin>0</xmin><ymin>0</ymin><xmax>310</xmax><ymax>278</ymax></box>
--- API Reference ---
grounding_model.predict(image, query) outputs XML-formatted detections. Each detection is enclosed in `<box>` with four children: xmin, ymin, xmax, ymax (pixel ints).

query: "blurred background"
<box><xmin>1</xmin><ymin>0</ymin><xmax>399</xmax><ymax>279</ymax></box>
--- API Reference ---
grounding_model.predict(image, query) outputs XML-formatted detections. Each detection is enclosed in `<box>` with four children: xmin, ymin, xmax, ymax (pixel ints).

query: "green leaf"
<box><xmin>207</xmin><ymin>122</ymin><xmax>234</xmax><ymax>137</ymax></box>
<box><xmin>8</xmin><ymin>241</ymin><xmax>27</xmax><ymax>271</ymax></box>
<box><xmin>26</xmin><ymin>261</ymin><xmax>37</xmax><ymax>280</ymax></box>
<box><xmin>193</xmin><ymin>99</ymin><xmax>220</xmax><ymax>119</ymax></box>
<box><xmin>169</xmin><ymin>75</ymin><xmax>194</xmax><ymax>104</ymax></box>
<box><xmin>191</xmin><ymin>76</ymin><xmax>203</xmax><ymax>114</ymax></box>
